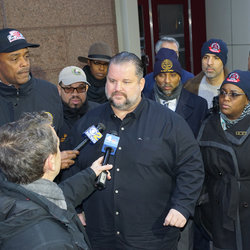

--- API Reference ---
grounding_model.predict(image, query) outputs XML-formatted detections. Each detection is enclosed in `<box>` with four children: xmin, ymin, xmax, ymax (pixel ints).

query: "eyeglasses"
<box><xmin>91</xmin><ymin>60</ymin><xmax>109</xmax><ymax>67</ymax></box>
<box><xmin>59</xmin><ymin>83</ymin><xmax>87</xmax><ymax>94</ymax></box>
<box><xmin>218</xmin><ymin>89</ymin><xmax>246</xmax><ymax>99</ymax></box>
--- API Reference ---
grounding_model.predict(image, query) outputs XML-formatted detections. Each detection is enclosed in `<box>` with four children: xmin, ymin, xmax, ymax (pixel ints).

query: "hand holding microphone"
<box><xmin>90</xmin><ymin>156</ymin><xmax>113</xmax><ymax>179</ymax></box>
<box><xmin>96</xmin><ymin>132</ymin><xmax>120</xmax><ymax>190</ymax></box>
<box><xmin>60</xmin><ymin>123</ymin><xmax>105</xmax><ymax>169</ymax></box>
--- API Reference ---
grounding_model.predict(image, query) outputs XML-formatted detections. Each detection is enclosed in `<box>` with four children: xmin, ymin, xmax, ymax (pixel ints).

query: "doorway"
<box><xmin>138</xmin><ymin>0</ymin><xmax>206</xmax><ymax>75</ymax></box>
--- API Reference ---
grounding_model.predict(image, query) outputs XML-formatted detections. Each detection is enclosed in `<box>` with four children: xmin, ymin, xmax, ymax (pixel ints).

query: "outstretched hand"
<box><xmin>90</xmin><ymin>156</ymin><xmax>113</xmax><ymax>180</ymax></box>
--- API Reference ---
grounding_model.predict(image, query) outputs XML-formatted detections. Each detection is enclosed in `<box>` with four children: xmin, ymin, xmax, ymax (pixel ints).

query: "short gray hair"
<box><xmin>0</xmin><ymin>112</ymin><xmax>58</xmax><ymax>184</ymax></box>
<box><xmin>155</xmin><ymin>36</ymin><xmax>180</xmax><ymax>54</ymax></box>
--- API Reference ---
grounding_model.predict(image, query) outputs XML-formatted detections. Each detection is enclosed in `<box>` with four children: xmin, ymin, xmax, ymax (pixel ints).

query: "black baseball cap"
<box><xmin>0</xmin><ymin>28</ymin><xmax>40</xmax><ymax>53</ymax></box>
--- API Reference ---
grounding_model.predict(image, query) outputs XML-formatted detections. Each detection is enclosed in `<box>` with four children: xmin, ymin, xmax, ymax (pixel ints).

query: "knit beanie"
<box><xmin>201</xmin><ymin>39</ymin><xmax>228</xmax><ymax>65</ymax></box>
<box><xmin>154</xmin><ymin>48</ymin><xmax>182</xmax><ymax>77</ymax></box>
<box><xmin>221</xmin><ymin>70</ymin><xmax>250</xmax><ymax>98</ymax></box>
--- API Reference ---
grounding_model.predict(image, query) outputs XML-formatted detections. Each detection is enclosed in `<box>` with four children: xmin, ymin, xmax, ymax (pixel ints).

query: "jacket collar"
<box><xmin>62</xmin><ymin>100</ymin><xmax>89</xmax><ymax>121</ymax></box>
<box><xmin>0</xmin><ymin>75</ymin><xmax>33</xmax><ymax>97</ymax></box>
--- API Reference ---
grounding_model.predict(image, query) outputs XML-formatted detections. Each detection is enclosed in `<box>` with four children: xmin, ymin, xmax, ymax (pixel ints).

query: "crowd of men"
<box><xmin>0</xmin><ymin>27</ymin><xmax>250</xmax><ymax>250</ymax></box>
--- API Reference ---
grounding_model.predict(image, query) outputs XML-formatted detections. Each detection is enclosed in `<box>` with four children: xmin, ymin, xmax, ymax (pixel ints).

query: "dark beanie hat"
<box><xmin>221</xmin><ymin>70</ymin><xmax>250</xmax><ymax>98</ymax></box>
<box><xmin>154</xmin><ymin>48</ymin><xmax>182</xmax><ymax>77</ymax></box>
<box><xmin>201</xmin><ymin>39</ymin><xmax>228</xmax><ymax>65</ymax></box>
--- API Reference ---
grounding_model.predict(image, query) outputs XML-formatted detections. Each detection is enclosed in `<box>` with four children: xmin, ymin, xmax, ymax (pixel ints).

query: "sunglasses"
<box><xmin>218</xmin><ymin>89</ymin><xmax>246</xmax><ymax>99</ymax></box>
<box><xmin>59</xmin><ymin>83</ymin><xmax>87</xmax><ymax>94</ymax></box>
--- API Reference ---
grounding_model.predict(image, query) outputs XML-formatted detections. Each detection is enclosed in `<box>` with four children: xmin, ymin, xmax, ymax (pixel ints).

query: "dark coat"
<box><xmin>83</xmin><ymin>65</ymin><xmax>107</xmax><ymax>104</ymax></box>
<box><xmin>59</xmin><ymin>100</ymin><xmax>99</xmax><ymax>144</ymax></box>
<box><xmin>0</xmin><ymin>168</ymin><xmax>97</xmax><ymax>250</ymax></box>
<box><xmin>198</xmin><ymin>113</ymin><xmax>250</xmax><ymax>250</ymax></box>
<box><xmin>145</xmin><ymin>88</ymin><xmax>208</xmax><ymax>137</ymax></box>
<box><xmin>0</xmin><ymin>76</ymin><xmax>63</xmax><ymax>133</ymax></box>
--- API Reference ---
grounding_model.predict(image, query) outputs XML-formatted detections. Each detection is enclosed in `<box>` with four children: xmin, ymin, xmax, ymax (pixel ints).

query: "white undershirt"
<box><xmin>198</xmin><ymin>76</ymin><xmax>219</xmax><ymax>108</ymax></box>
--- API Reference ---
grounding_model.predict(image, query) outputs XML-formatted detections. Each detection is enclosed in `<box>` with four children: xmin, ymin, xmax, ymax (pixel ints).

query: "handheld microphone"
<box><xmin>73</xmin><ymin>123</ymin><xmax>105</xmax><ymax>151</ymax></box>
<box><xmin>96</xmin><ymin>132</ymin><xmax>120</xmax><ymax>190</ymax></box>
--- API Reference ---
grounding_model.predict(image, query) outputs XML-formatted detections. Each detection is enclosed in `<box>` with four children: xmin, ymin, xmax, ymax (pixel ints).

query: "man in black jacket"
<box><xmin>144</xmin><ymin>48</ymin><xmax>208</xmax><ymax>138</ymax></box>
<box><xmin>0</xmin><ymin>112</ymin><xmax>112</xmax><ymax>250</ymax></box>
<box><xmin>0</xmin><ymin>28</ymin><xmax>78</xmax><ymax>169</ymax></box>
<box><xmin>57</xmin><ymin>66</ymin><xmax>99</xmax><ymax>144</ymax></box>
<box><xmin>0</xmin><ymin>28</ymin><xmax>62</xmax><ymax>131</ymax></box>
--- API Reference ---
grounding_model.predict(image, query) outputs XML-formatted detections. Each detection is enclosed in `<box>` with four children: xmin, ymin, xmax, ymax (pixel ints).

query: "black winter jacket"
<box><xmin>0</xmin><ymin>76</ymin><xmax>63</xmax><ymax>133</ymax></box>
<box><xmin>83</xmin><ymin>66</ymin><xmax>107</xmax><ymax>104</ymax></box>
<box><xmin>0</xmin><ymin>168</ymin><xmax>97</xmax><ymax>249</ymax></box>
<box><xmin>197</xmin><ymin>113</ymin><xmax>250</xmax><ymax>250</ymax></box>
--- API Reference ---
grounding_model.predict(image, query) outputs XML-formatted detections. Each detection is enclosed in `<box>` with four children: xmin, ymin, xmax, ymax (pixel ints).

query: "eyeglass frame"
<box><xmin>90</xmin><ymin>60</ymin><xmax>109</xmax><ymax>67</ymax></box>
<box><xmin>59</xmin><ymin>82</ymin><xmax>88</xmax><ymax>94</ymax></box>
<box><xmin>218</xmin><ymin>89</ymin><xmax>246</xmax><ymax>99</ymax></box>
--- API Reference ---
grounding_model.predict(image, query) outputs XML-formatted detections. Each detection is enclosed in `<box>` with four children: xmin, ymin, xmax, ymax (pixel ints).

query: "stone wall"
<box><xmin>0</xmin><ymin>0</ymin><xmax>118</xmax><ymax>84</ymax></box>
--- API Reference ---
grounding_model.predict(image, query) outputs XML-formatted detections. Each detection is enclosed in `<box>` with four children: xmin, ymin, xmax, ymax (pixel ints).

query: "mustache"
<box><xmin>17</xmin><ymin>68</ymin><xmax>30</xmax><ymax>74</ymax></box>
<box><xmin>111</xmin><ymin>91</ymin><xmax>127</xmax><ymax>98</ymax></box>
<box><xmin>69</xmin><ymin>96</ymin><xmax>81</xmax><ymax>101</ymax></box>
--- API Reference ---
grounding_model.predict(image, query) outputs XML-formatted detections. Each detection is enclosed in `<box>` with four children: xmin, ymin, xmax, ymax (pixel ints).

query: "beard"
<box><xmin>108</xmin><ymin>91</ymin><xmax>139</xmax><ymax>111</ymax></box>
<box><xmin>159</xmin><ymin>84</ymin><xmax>173</xmax><ymax>96</ymax></box>
<box><xmin>203</xmin><ymin>66</ymin><xmax>223</xmax><ymax>79</ymax></box>
<box><xmin>67</xmin><ymin>96</ymin><xmax>83</xmax><ymax>109</ymax></box>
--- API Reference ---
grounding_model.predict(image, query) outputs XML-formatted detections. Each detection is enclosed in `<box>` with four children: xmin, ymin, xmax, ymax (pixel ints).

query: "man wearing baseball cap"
<box><xmin>0</xmin><ymin>28</ymin><xmax>78</xmax><ymax>170</ymax></box>
<box><xmin>184</xmin><ymin>38</ymin><xmax>229</xmax><ymax>109</ymax></box>
<box><xmin>78</xmin><ymin>42</ymin><xmax>112</xmax><ymax>103</ymax></box>
<box><xmin>0</xmin><ymin>28</ymin><xmax>63</xmax><ymax>131</ymax></box>
<box><xmin>57</xmin><ymin>66</ymin><xmax>99</xmax><ymax>144</ymax></box>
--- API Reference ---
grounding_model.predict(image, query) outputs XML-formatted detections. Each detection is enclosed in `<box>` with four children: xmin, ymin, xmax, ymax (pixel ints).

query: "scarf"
<box><xmin>220</xmin><ymin>102</ymin><xmax>250</xmax><ymax>129</ymax></box>
<box><xmin>83</xmin><ymin>65</ymin><xmax>107</xmax><ymax>103</ymax></box>
<box><xmin>22</xmin><ymin>178</ymin><xmax>67</xmax><ymax>210</ymax></box>
<box><xmin>62</xmin><ymin>100</ymin><xmax>88</xmax><ymax>123</ymax></box>
<box><xmin>154</xmin><ymin>82</ymin><xmax>183</xmax><ymax>103</ymax></box>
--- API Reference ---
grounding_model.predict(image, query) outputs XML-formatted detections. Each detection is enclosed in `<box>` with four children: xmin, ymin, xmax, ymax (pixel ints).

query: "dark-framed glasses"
<box><xmin>218</xmin><ymin>89</ymin><xmax>246</xmax><ymax>99</ymax></box>
<box><xmin>59</xmin><ymin>83</ymin><xmax>87</xmax><ymax>94</ymax></box>
<box><xmin>91</xmin><ymin>60</ymin><xmax>109</xmax><ymax>67</ymax></box>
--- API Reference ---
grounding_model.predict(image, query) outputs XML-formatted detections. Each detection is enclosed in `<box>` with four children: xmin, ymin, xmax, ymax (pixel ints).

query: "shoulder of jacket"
<box><xmin>33</xmin><ymin>77</ymin><xmax>58</xmax><ymax>90</ymax></box>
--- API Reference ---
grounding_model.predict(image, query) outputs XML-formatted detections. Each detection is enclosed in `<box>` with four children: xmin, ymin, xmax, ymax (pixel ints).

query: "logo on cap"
<box><xmin>226</xmin><ymin>72</ymin><xmax>240</xmax><ymax>83</ymax></box>
<box><xmin>209</xmin><ymin>42</ymin><xmax>221</xmax><ymax>53</ymax></box>
<box><xmin>72</xmin><ymin>68</ymin><xmax>82</xmax><ymax>76</ymax></box>
<box><xmin>161</xmin><ymin>59</ymin><xmax>173</xmax><ymax>72</ymax></box>
<box><xmin>7</xmin><ymin>30</ymin><xmax>25</xmax><ymax>43</ymax></box>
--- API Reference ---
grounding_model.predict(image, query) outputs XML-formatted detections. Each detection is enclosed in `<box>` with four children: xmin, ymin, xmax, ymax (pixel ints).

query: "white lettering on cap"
<box><xmin>7</xmin><ymin>30</ymin><xmax>25</xmax><ymax>43</ymax></box>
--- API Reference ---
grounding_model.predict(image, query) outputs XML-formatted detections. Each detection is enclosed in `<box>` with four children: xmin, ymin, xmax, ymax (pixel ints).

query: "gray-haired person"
<box><xmin>0</xmin><ymin>112</ymin><xmax>112</xmax><ymax>250</ymax></box>
<box><xmin>143</xmin><ymin>36</ymin><xmax>194</xmax><ymax>96</ymax></box>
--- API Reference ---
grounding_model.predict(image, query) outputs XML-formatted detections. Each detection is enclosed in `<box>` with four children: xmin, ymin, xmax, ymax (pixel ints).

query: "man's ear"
<box><xmin>140</xmin><ymin>77</ymin><xmax>145</xmax><ymax>92</ymax></box>
<box><xmin>87</xmin><ymin>59</ymin><xmax>91</xmax><ymax>66</ymax></box>
<box><xmin>44</xmin><ymin>154</ymin><xmax>55</xmax><ymax>172</ymax></box>
<box><xmin>57</xmin><ymin>84</ymin><xmax>62</xmax><ymax>96</ymax></box>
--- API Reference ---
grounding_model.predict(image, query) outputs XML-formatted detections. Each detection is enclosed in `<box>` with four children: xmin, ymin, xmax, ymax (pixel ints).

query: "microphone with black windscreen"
<box><xmin>73</xmin><ymin>123</ymin><xmax>106</xmax><ymax>151</ymax></box>
<box><xmin>96</xmin><ymin>131</ymin><xmax>120</xmax><ymax>190</ymax></box>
